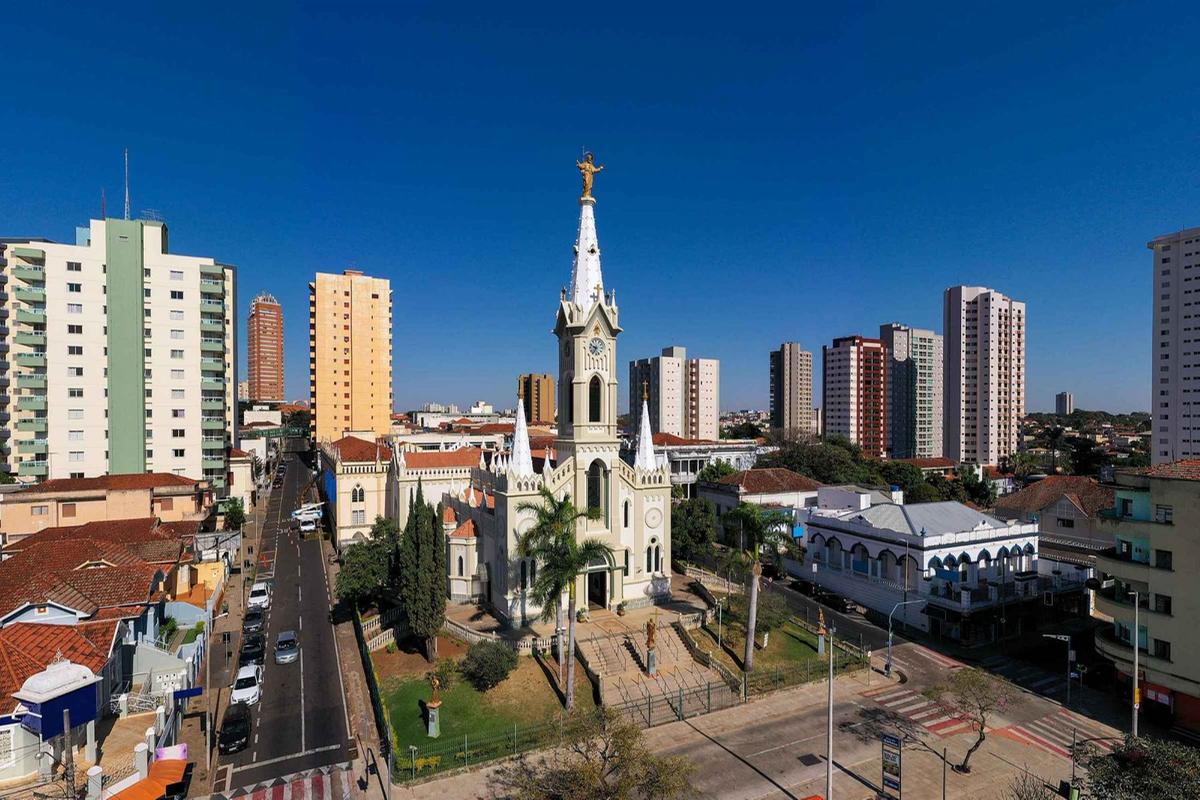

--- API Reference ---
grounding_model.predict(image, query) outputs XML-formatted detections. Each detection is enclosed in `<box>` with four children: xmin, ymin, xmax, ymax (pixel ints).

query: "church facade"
<box><xmin>410</xmin><ymin>166</ymin><xmax>673</xmax><ymax>626</ymax></box>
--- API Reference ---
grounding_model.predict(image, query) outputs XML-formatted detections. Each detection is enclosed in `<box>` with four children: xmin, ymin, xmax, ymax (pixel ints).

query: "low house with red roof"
<box><xmin>698</xmin><ymin>468</ymin><xmax>825</xmax><ymax>519</ymax></box>
<box><xmin>995</xmin><ymin>476</ymin><xmax>1115</xmax><ymax>542</ymax></box>
<box><xmin>0</xmin><ymin>474</ymin><xmax>213</xmax><ymax>548</ymax></box>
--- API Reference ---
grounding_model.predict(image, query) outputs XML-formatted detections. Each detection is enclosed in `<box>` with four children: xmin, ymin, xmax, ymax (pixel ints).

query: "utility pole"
<box><xmin>63</xmin><ymin>708</ymin><xmax>75</xmax><ymax>800</ymax></box>
<box><xmin>206</xmin><ymin>627</ymin><xmax>212</xmax><ymax>772</ymax></box>
<box><xmin>942</xmin><ymin>746</ymin><xmax>947</xmax><ymax>800</ymax></box>
<box><xmin>826</xmin><ymin>624</ymin><xmax>835</xmax><ymax>800</ymax></box>
<box><xmin>1131</xmin><ymin>590</ymin><xmax>1140</xmax><ymax>738</ymax></box>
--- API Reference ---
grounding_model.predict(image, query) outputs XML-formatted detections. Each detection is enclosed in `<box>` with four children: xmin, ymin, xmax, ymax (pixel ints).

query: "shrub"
<box><xmin>460</xmin><ymin>641</ymin><xmax>518</xmax><ymax>691</ymax></box>
<box><xmin>426</xmin><ymin>657</ymin><xmax>458</xmax><ymax>692</ymax></box>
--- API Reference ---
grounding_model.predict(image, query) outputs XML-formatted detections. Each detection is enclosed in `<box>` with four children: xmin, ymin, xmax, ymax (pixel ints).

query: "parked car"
<box><xmin>238</xmin><ymin>633</ymin><xmax>265</xmax><ymax>666</ymax></box>
<box><xmin>274</xmin><ymin>630</ymin><xmax>300</xmax><ymax>664</ymax></box>
<box><xmin>230</xmin><ymin>665</ymin><xmax>263</xmax><ymax>706</ymax></box>
<box><xmin>790</xmin><ymin>578</ymin><xmax>817</xmax><ymax>596</ymax></box>
<box><xmin>218</xmin><ymin>702</ymin><xmax>252</xmax><ymax>753</ymax></box>
<box><xmin>243</xmin><ymin>608</ymin><xmax>265</xmax><ymax>634</ymax></box>
<box><xmin>819</xmin><ymin>592</ymin><xmax>858</xmax><ymax>614</ymax></box>
<box><xmin>247</xmin><ymin>582</ymin><xmax>271</xmax><ymax>610</ymax></box>
<box><xmin>299</xmin><ymin>520</ymin><xmax>317</xmax><ymax>533</ymax></box>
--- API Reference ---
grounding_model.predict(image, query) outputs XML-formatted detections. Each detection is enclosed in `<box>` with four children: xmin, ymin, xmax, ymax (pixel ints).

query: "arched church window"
<box><xmin>457</xmin><ymin>556</ymin><xmax>464</xmax><ymax>577</ymax></box>
<box><xmin>623</xmin><ymin>499</ymin><xmax>630</xmax><ymax>528</ymax></box>
<box><xmin>589</xmin><ymin>375</ymin><xmax>602</xmax><ymax>422</ymax></box>
<box><xmin>654</xmin><ymin>545</ymin><xmax>662</xmax><ymax>573</ymax></box>
<box><xmin>645</xmin><ymin>546</ymin><xmax>653</xmax><ymax>573</ymax></box>
<box><xmin>565</xmin><ymin>374</ymin><xmax>574</xmax><ymax>424</ymax></box>
<box><xmin>587</xmin><ymin>460</ymin><xmax>605</xmax><ymax>513</ymax></box>
<box><xmin>623</xmin><ymin>549</ymin><xmax>630</xmax><ymax>576</ymax></box>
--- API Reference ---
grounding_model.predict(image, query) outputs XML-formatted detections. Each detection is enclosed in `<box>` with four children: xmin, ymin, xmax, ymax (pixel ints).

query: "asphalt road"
<box><xmin>764</xmin><ymin>577</ymin><xmax>895</xmax><ymax>652</ymax></box>
<box><xmin>214</xmin><ymin>449</ymin><xmax>351</xmax><ymax>789</ymax></box>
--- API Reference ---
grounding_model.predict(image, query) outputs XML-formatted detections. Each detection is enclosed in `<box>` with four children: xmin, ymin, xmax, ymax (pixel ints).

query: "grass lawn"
<box><xmin>694</xmin><ymin>618</ymin><xmax>824</xmax><ymax>674</ymax></box>
<box><xmin>380</xmin><ymin>642</ymin><xmax>596</xmax><ymax>749</ymax></box>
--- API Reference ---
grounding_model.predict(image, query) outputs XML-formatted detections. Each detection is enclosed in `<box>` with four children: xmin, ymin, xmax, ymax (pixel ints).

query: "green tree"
<box><xmin>460</xmin><ymin>640</ymin><xmax>519</xmax><ymax>691</ymax></box>
<box><xmin>721</xmin><ymin>502</ymin><xmax>792</xmax><ymax>671</ymax></box>
<box><xmin>487</xmin><ymin>707</ymin><xmax>695</xmax><ymax>800</ymax></box>
<box><xmin>334</xmin><ymin>538</ymin><xmax>389</xmax><ymax>609</ymax></box>
<box><xmin>1008</xmin><ymin>451</ymin><xmax>1042</xmax><ymax>480</ymax></box>
<box><xmin>728</xmin><ymin>589</ymin><xmax>789</xmax><ymax>650</ymax></box>
<box><xmin>517</xmin><ymin>488</ymin><xmax>604</xmax><ymax>710</ymax></box>
<box><xmin>670</xmin><ymin>498</ymin><xmax>717</xmax><ymax>563</ymax></box>
<box><xmin>759</xmin><ymin>437</ymin><xmax>884</xmax><ymax>485</ymax></box>
<box><xmin>224</xmin><ymin>497</ymin><xmax>246</xmax><ymax>531</ymax></box>
<box><xmin>697</xmin><ymin>460</ymin><xmax>737</xmax><ymax>483</ymax></box>
<box><xmin>397</xmin><ymin>483</ymin><xmax>444</xmax><ymax>660</ymax></box>
<box><xmin>1066</xmin><ymin>436</ymin><xmax>1108</xmax><ymax>477</ymax></box>
<box><xmin>1042</xmin><ymin>426</ymin><xmax>1069</xmax><ymax>473</ymax></box>
<box><xmin>0</xmin><ymin>471</ymin><xmax>15</xmax><ymax>485</ymax></box>
<box><xmin>927</xmin><ymin>473</ymin><xmax>969</xmax><ymax>503</ymax></box>
<box><xmin>924</xmin><ymin>668</ymin><xmax>1017</xmax><ymax>773</ymax></box>
<box><xmin>905</xmin><ymin>482</ymin><xmax>943</xmax><ymax>503</ymax></box>
<box><xmin>877</xmin><ymin>461</ymin><xmax>927</xmax><ymax>495</ymax></box>
<box><xmin>1081</xmin><ymin>736</ymin><xmax>1200</xmax><ymax>800</ymax></box>
<box><xmin>723</xmin><ymin>421</ymin><xmax>763</xmax><ymax>440</ymax></box>
<box><xmin>960</xmin><ymin>468</ymin><xmax>997</xmax><ymax>508</ymax></box>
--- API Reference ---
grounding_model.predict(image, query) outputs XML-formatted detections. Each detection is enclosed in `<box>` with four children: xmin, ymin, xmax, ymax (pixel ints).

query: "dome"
<box><xmin>17</xmin><ymin>660</ymin><xmax>99</xmax><ymax>702</ymax></box>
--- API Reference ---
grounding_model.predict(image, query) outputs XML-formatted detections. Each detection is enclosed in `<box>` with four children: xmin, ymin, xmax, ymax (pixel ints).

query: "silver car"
<box><xmin>274</xmin><ymin>630</ymin><xmax>299</xmax><ymax>664</ymax></box>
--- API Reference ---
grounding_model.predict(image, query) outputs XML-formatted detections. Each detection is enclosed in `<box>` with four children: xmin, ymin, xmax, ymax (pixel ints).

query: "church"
<box><xmin>398</xmin><ymin>158</ymin><xmax>674</xmax><ymax>626</ymax></box>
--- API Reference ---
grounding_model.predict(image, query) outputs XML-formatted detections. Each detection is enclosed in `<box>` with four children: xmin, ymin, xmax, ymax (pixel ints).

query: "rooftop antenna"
<box><xmin>123</xmin><ymin>148</ymin><xmax>130</xmax><ymax>220</ymax></box>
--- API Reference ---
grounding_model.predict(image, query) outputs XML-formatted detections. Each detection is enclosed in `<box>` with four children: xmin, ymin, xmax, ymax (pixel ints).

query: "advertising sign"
<box><xmin>881</xmin><ymin>732</ymin><xmax>902</xmax><ymax>797</ymax></box>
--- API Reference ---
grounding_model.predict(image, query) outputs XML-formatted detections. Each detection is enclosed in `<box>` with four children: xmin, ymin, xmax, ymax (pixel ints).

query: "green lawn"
<box><xmin>695</xmin><ymin>618</ymin><xmax>824</xmax><ymax>673</ymax></box>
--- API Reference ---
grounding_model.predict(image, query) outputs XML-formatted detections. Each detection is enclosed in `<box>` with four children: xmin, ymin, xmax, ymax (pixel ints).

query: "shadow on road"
<box><xmin>683</xmin><ymin>719</ymin><xmax>802</xmax><ymax>800</ymax></box>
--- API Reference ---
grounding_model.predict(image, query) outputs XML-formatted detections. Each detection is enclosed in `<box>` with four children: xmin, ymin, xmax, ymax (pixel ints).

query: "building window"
<box><xmin>520</xmin><ymin>560</ymin><xmax>527</xmax><ymax>590</ymax></box>
<box><xmin>68</xmin><ymin>452</ymin><xmax>84</xmax><ymax>462</ymax></box>
<box><xmin>68</xmin><ymin>408</ymin><xmax>84</xmax><ymax>419</ymax></box>
<box><xmin>31</xmin><ymin>505</ymin><xmax>48</xmax><ymax>516</ymax></box>
<box><xmin>67</xmin><ymin>282</ymin><xmax>81</xmax><ymax>293</ymax></box>
<box><xmin>170</xmin><ymin>309</ymin><xmax>184</xmax><ymax>320</ymax></box>
<box><xmin>1154</xmin><ymin>594</ymin><xmax>1172</xmax><ymax>615</ymax></box>
<box><xmin>1153</xmin><ymin>639</ymin><xmax>1172</xmax><ymax>661</ymax></box>
<box><xmin>457</xmin><ymin>556</ymin><xmax>464</xmax><ymax>577</ymax></box>
<box><xmin>171</xmin><ymin>329</ymin><xmax>184</xmax><ymax>340</ymax></box>
<box><xmin>159</xmin><ymin>497</ymin><xmax>174</xmax><ymax>511</ymax></box>
<box><xmin>1155</xmin><ymin>504</ymin><xmax>1174</xmax><ymax>523</ymax></box>
<box><xmin>172</xmin><ymin>429</ymin><xmax>185</xmax><ymax>438</ymax></box>
<box><xmin>172</xmin><ymin>389</ymin><xmax>185</xmax><ymax>399</ymax></box>
<box><xmin>68</xmin><ymin>324</ymin><xmax>83</xmax><ymax>334</ymax></box>
<box><xmin>62</xmin><ymin>503</ymin><xmax>76</xmax><ymax>518</ymax></box>
<box><xmin>170</xmin><ymin>290</ymin><xmax>184</xmax><ymax>300</ymax></box>
<box><xmin>623</xmin><ymin>499</ymin><xmax>630</xmax><ymax>528</ymax></box>
<box><xmin>66</xmin><ymin>261</ymin><xmax>81</xmax><ymax>272</ymax></box>
<box><xmin>170</xmin><ymin>270</ymin><xmax>184</xmax><ymax>281</ymax></box>
<box><xmin>1056</xmin><ymin>517</ymin><xmax>1074</xmax><ymax>529</ymax></box>
<box><xmin>68</xmin><ymin>430</ymin><xmax>83</xmax><ymax>441</ymax></box>
<box><xmin>1155</xmin><ymin>549</ymin><xmax>1173</xmax><ymax>570</ymax></box>
<box><xmin>170</xmin><ymin>349</ymin><xmax>184</xmax><ymax>359</ymax></box>
<box><xmin>351</xmin><ymin>510</ymin><xmax>365</xmax><ymax>525</ymax></box>
<box><xmin>68</xmin><ymin>345</ymin><xmax>83</xmax><ymax>356</ymax></box>
<box><xmin>68</xmin><ymin>366</ymin><xmax>83</xmax><ymax>377</ymax></box>
<box><xmin>587</xmin><ymin>459</ymin><xmax>605</xmax><ymax>515</ymax></box>
<box><xmin>172</xmin><ymin>449</ymin><xmax>185</xmax><ymax>458</ymax></box>
<box><xmin>588</xmin><ymin>375</ymin><xmax>602</xmax><ymax>422</ymax></box>
<box><xmin>67</xmin><ymin>303</ymin><xmax>82</xmax><ymax>314</ymax></box>
<box><xmin>645</xmin><ymin>546</ymin><xmax>653</xmax><ymax>573</ymax></box>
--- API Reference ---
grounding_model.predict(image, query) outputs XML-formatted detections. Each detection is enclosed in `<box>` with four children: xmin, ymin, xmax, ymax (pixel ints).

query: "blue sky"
<box><xmin>5</xmin><ymin>2</ymin><xmax>1198</xmax><ymax>413</ymax></box>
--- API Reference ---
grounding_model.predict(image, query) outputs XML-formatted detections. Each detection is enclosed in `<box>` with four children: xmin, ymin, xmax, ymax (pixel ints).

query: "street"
<box><xmin>210</xmin><ymin>449</ymin><xmax>352</xmax><ymax>792</ymax></box>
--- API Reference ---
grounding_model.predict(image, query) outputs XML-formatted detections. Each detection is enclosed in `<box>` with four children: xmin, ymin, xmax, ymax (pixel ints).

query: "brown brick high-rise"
<box><xmin>248</xmin><ymin>292</ymin><xmax>284</xmax><ymax>402</ymax></box>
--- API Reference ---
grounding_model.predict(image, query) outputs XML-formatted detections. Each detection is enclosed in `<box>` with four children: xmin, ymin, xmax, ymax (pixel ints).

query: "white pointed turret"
<box><xmin>633</xmin><ymin>381</ymin><xmax>657</xmax><ymax>472</ymax></box>
<box><xmin>510</xmin><ymin>394</ymin><xmax>535</xmax><ymax>477</ymax></box>
<box><xmin>568</xmin><ymin>198</ymin><xmax>603</xmax><ymax>311</ymax></box>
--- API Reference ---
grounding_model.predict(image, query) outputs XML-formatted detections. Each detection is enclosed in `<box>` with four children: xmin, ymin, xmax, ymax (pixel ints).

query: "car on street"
<box><xmin>790</xmin><ymin>578</ymin><xmax>817</xmax><ymax>596</ymax></box>
<box><xmin>247</xmin><ymin>582</ymin><xmax>271</xmax><ymax>610</ymax></box>
<box><xmin>274</xmin><ymin>630</ymin><xmax>300</xmax><ymax>664</ymax></box>
<box><xmin>299</xmin><ymin>520</ymin><xmax>317</xmax><ymax>533</ymax></box>
<box><xmin>243</xmin><ymin>607</ymin><xmax>265</xmax><ymax>634</ymax></box>
<box><xmin>817</xmin><ymin>591</ymin><xmax>858</xmax><ymax>613</ymax></box>
<box><xmin>217</xmin><ymin>702</ymin><xmax>252</xmax><ymax>753</ymax></box>
<box><xmin>238</xmin><ymin>633</ymin><xmax>265</xmax><ymax>666</ymax></box>
<box><xmin>230</xmin><ymin>665</ymin><xmax>263</xmax><ymax>706</ymax></box>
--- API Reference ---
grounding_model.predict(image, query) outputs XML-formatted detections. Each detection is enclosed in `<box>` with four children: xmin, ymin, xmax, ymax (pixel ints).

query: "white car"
<box><xmin>247</xmin><ymin>582</ymin><xmax>271</xmax><ymax>610</ymax></box>
<box><xmin>230</xmin><ymin>665</ymin><xmax>262</xmax><ymax>706</ymax></box>
<box><xmin>299</xmin><ymin>520</ymin><xmax>317</xmax><ymax>533</ymax></box>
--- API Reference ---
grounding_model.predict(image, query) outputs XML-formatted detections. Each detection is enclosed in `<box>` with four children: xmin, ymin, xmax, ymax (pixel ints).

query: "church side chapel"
<box><xmin>437</xmin><ymin>156</ymin><xmax>673</xmax><ymax>626</ymax></box>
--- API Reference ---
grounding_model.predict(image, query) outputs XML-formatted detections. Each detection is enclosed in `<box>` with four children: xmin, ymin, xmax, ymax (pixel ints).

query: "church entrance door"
<box><xmin>587</xmin><ymin>570</ymin><xmax>608</xmax><ymax>610</ymax></box>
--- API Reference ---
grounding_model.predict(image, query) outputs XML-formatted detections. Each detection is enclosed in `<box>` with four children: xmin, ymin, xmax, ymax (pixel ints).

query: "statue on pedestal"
<box><xmin>576</xmin><ymin>152</ymin><xmax>605</xmax><ymax>200</ymax></box>
<box><xmin>645</xmin><ymin>615</ymin><xmax>659</xmax><ymax>676</ymax></box>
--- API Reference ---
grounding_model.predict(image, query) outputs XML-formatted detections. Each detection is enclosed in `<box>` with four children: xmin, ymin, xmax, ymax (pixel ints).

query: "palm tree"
<box><xmin>518</xmin><ymin>488</ymin><xmax>604</xmax><ymax>710</ymax></box>
<box><xmin>721</xmin><ymin>502</ymin><xmax>793</xmax><ymax>672</ymax></box>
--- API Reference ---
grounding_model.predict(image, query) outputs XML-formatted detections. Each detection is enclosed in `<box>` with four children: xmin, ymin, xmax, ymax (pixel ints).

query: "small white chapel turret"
<box><xmin>633</xmin><ymin>380</ymin><xmax>657</xmax><ymax>472</ymax></box>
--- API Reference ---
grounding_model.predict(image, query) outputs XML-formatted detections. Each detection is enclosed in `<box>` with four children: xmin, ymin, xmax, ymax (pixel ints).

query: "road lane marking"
<box><xmin>229</xmin><ymin>743</ymin><xmax>342</xmax><ymax>773</ymax></box>
<box><xmin>747</xmin><ymin>732</ymin><xmax>824</xmax><ymax>757</ymax></box>
<box><xmin>300</xmin><ymin>648</ymin><xmax>307</xmax><ymax>752</ymax></box>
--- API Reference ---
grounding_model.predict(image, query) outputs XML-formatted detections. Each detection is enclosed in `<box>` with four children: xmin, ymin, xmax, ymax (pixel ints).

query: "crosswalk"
<box><xmin>213</xmin><ymin>766</ymin><xmax>354</xmax><ymax>800</ymax></box>
<box><xmin>996</xmin><ymin>709</ymin><xmax>1120</xmax><ymax>761</ymax></box>
<box><xmin>977</xmin><ymin>654</ymin><xmax>1067</xmax><ymax>697</ymax></box>
<box><xmin>862</xmin><ymin>685</ymin><xmax>974</xmax><ymax>737</ymax></box>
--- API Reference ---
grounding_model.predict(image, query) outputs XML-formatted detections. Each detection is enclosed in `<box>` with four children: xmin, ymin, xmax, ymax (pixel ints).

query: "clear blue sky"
<box><xmin>6</xmin><ymin>2</ymin><xmax>1198</xmax><ymax>414</ymax></box>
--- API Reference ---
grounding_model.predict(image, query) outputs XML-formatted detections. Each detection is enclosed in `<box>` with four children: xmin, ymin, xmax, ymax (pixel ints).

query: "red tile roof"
<box><xmin>0</xmin><ymin>623</ymin><xmax>112</xmax><ymax>705</ymax></box>
<box><xmin>404</xmin><ymin>448</ymin><xmax>483</xmax><ymax>470</ymax></box>
<box><xmin>475</xmin><ymin>424</ymin><xmax>514</xmax><ymax>435</ymax></box>
<box><xmin>651</xmin><ymin>432</ymin><xmax>717</xmax><ymax>446</ymax></box>
<box><xmin>713</xmin><ymin>468</ymin><xmax>824</xmax><ymax>495</ymax></box>
<box><xmin>1130</xmin><ymin>459</ymin><xmax>1200</xmax><ymax>481</ymax></box>
<box><xmin>896</xmin><ymin>457</ymin><xmax>956</xmax><ymax>469</ymax></box>
<box><xmin>443</xmin><ymin>506</ymin><xmax>458</xmax><ymax>525</ymax></box>
<box><xmin>331</xmin><ymin>436</ymin><xmax>393</xmax><ymax>463</ymax></box>
<box><xmin>228</xmin><ymin>447</ymin><xmax>252</xmax><ymax>459</ymax></box>
<box><xmin>23</xmin><ymin>473</ymin><xmax>204</xmax><ymax>494</ymax></box>
<box><xmin>449</xmin><ymin>519</ymin><xmax>478</xmax><ymax>539</ymax></box>
<box><xmin>996</xmin><ymin>476</ymin><xmax>1114</xmax><ymax>518</ymax></box>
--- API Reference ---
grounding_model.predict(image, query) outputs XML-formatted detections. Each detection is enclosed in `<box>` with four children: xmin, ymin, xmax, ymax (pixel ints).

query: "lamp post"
<box><xmin>1130</xmin><ymin>589</ymin><xmax>1140</xmax><ymax>738</ymax></box>
<box><xmin>1042</xmin><ymin>634</ymin><xmax>1072</xmax><ymax>705</ymax></box>
<box><xmin>886</xmin><ymin>600</ymin><xmax>923</xmax><ymax>677</ymax></box>
<box><xmin>826</xmin><ymin>623</ymin><xmax>836</xmax><ymax>800</ymax></box>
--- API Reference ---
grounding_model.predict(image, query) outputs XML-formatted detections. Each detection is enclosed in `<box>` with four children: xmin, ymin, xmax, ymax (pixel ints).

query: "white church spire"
<box><xmin>633</xmin><ymin>380</ymin><xmax>657</xmax><ymax>471</ymax></box>
<box><xmin>568</xmin><ymin>152</ymin><xmax>605</xmax><ymax>310</ymax></box>
<box><xmin>510</xmin><ymin>385</ymin><xmax>535</xmax><ymax>477</ymax></box>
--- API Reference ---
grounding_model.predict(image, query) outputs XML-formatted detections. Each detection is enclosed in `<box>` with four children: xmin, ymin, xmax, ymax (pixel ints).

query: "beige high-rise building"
<box><xmin>628</xmin><ymin>346</ymin><xmax>719</xmax><ymax>441</ymax></box>
<box><xmin>247</xmin><ymin>292</ymin><xmax>284</xmax><ymax>402</ymax></box>
<box><xmin>880</xmin><ymin>323</ymin><xmax>944</xmax><ymax>459</ymax></box>
<box><xmin>518</xmin><ymin>373</ymin><xmax>555</xmax><ymax>424</ymax></box>
<box><xmin>769</xmin><ymin>342</ymin><xmax>814</xmax><ymax>436</ymax></box>
<box><xmin>308</xmin><ymin>270</ymin><xmax>392</xmax><ymax>443</ymax></box>
<box><xmin>822</xmin><ymin>336</ymin><xmax>888</xmax><ymax>458</ymax></box>
<box><xmin>943</xmin><ymin>286</ymin><xmax>1025</xmax><ymax>466</ymax></box>
<box><xmin>1148</xmin><ymin>226</ymin><xmax>1200</xmax><ymax>464</ymax></box>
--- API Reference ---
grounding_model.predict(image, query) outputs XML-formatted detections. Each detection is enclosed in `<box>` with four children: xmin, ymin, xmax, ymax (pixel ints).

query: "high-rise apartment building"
<box><xmin>879</xmin><ymin>323</ymin><xmax>943</xmax><ymax>459</ymax></box>
<box><xmin>0</xmin><ymin>219</ymin><xmax>236</xmax><ymax>489</ymax></box>
<box><xmin>247</xmin><ymin>292</ymin><xmax>283</xmax><ymax>402</ymax></box>
<box><xmin>1056</xmin><ymin>391</ymin><xmax>1074</xmax><ymax>416</ymax></box>
<box><xmin>822</xmin><ymin>336</ymin><xmax>888</xmax><ymax>457</ymax></box>
<box><xmin>1148</xmin><ymin>226</ymin><xmax>1200</xmax><ymax>464</ymax></box>
<box><xmin>308</xmin><ymin>270</ymin><xmax>392</xmax><ymax>443</ymax></box>
<box><xmin>943</xmin><ymin>286</ymin><xmax>1025</xmax><ymax>465</ymax></box>
<box><xmin>769</xmin><ymin>342</ymin><xmax>814</xmax><ymax>435</ymax></box>
<box><xmin>518</xmin><ymin>373</ymin><xmax>555</xmax><ymax>423</ymax></box>
<box><xmin>628</xmin><ymin>346</ymin><xmax>719</xmax><ymax>440</ymax></box>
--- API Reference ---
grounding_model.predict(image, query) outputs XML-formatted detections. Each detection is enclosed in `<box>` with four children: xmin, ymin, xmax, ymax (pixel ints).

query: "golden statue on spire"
<box><xmin>576</xmin><ymin>152</ymin><xmax>604</xmax><ymax>200</ymax></box>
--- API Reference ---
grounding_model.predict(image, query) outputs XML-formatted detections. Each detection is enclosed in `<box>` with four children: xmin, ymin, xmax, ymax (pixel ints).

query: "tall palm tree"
<box><xmin>721</xmin><ymin>502</ymin><xmax>793</xmax><ymax>672</ymax></box>
<box><xmin>518</xmin><ymin>488</ymin><xmax>604</xmax><ymax>710</ymax></box>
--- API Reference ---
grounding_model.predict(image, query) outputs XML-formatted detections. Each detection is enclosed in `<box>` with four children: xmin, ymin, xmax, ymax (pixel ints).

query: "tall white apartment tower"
<box><xmin>628</xmin><ymin>346</ymin><xmax>719</xmax><ymax>440</ymax></box>
<box><xmin>1148</xmin><ymin>226</ymin><xmax>1200</xmax><ymax>464</ymax></box>
<box><xmin>879</xmin><ymin>323</ymin><xmax>943</xmax><ymax>458</ymax></box>
<box><xmin>1</xmin><ymin>220</ymin><xmax>237</xmax><ymax>488</ymax></box>
<box><xmin>943</xmin><ymin>286</ymin><xmax>1025</xmax><ymax>466</ymax></box>
<box><xmin>769</xmin><ymin>342</ymin><xmax>814</xmax><ymax>435</ymax></box>
<box><xmin>1055</xmin><ymin>392</ymin><xmax>1074</xmax><ymax>416</ymax></box>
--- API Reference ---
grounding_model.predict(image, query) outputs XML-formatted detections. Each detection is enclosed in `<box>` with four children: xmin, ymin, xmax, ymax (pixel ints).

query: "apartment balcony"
<box><xmin>200</xmin><ymin>298</ymin><xmax>225</xmax><ymax>310</ymax></box>
<box><xmin>200</xmin><ymin>338</ymin><xmax>224</xmax><ymax>353</ymax></box>
<box><xmin>1093</xmin><ymin>585</ymin><xmax>1160</xmax><ymax>623</ymax></box>
<box><xmin>13</xmin><ymin>286</ymin><xmax>45</xmax><ymax>303</ymax></box>
<box><xmin>17</xmin><ymin>439</ymin><xmax>48</xmax><ymax>455</ymax></box>
<box><xmin>16</xmin><ymin>396</ymin><xmax>47</xmax><ymax>411</ymax></box>
<box><xmin>201</xmin><ymin>417</ymin><xmax>226</xmax><ymax>430</ymax></box>
<box><xmin>202</xmin><ymin>438</ymin><xmax>225</xmax><ymax>451</ymax></box>
<box><xmin>199</xmin><ymin>263</ymin><xmax>224</xmax><ymax>277</ymax></box>
<box><xmin>15</xmin><ymin>308</ymin><xmax>47</xmax><ymax>325</ymax></box>
<box><xmin>16</xmin><ymin>374</ymin><xmax>46</xmax><ymax>390</ymax></box>
<box><xmin>14</xmin><ymin>352</ymin><xmax>46</xmax><ymax>367</ymax></box>
<box><xmin>201</xmin><ymin>357</ymin><xmax>225</xmax><ymax>369</ymax></box>
<box><xmin>199</xmin><ymin>279</ymin><xmax>224</xmax><ymax>295</ymax></box>
<box><xmin>1094</xmin><ymin>626</ymin><xmax>1172</xmax><ymax>673</ymax></box>
<box><xmin>12</xmin><ymin>264</ymin><xmax>45</xmax><ymax>282</ymax></box>
<box><xmin>202</xmin><ymin>456</ymin><xmax>226</xmax><ymax>470</ymax></box>
<box><xmin>201</xmin><ymin>398</ymin><xmax>225</xmax><ymax>411</ymax></box>
<box><xmin>200</xmin><ymin>320</ymin><xmax>224</xmax><ymax>334</ymax></box>
<box><xmin>1095</xmin><ymin>547</ymin><xmax>1170</xmax><ymax>583</ymax></box>
<box><xmin>17</xmin><ymin>460</ymin><xmax>48</xmax><ymax>478</ymax></box>
<box><xmin>201</xmin><ymin>378</ymin><xmax>225</xmax><ymax>391</ymax></box>
<box><xmin>16</xmin><ymin>419</ymin><xmax>47</xmax><ymax>433</ymax></box>
<box><xmin>14</xmin><ymin>331</ymin><xmax>46</xmax><ymax>346</ymax></box>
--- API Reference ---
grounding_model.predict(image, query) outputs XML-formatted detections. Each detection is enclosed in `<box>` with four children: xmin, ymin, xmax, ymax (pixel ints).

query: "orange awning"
<box><xmin>148</xmin><ymin>759</ymin><xmax>187</xmax><ymax>786</ymax></box>
<box><xmin>110</xmin><ymin>780</ymin><xmax>165</xmax><ymax>800</ymax></box>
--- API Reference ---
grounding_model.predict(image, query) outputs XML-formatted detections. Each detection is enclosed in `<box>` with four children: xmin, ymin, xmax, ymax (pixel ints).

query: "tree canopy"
<box><xmin>1081</xmin><ymin>736</ymin><xmax>1200</xmax><ymax>800</ymax></box>
<box><xmin>696</xmin><ymin>460</ymin><xmax>737</xmax><ymax>483</ymax></box>
<box><xmin>397</xmin><ymin>483</ymin><xmax>446</xmax><ymax>660</ymax></box>
<box><xmin>670</xmin><ymin>498</ymin><xmax>717</xmax><ymax>563</ymax></box>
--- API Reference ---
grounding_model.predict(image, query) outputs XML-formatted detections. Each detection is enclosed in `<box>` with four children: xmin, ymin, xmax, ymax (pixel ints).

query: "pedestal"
<box><xmin>646</xmin><ymin>648</ymin><xmax>658</xmax><ymax>676</ymax></box>
<box><xmin>426</xmin><ymin>701</ymin><xmax>441</xmax><ymax>738</ymax></box>
<box><xmin>817</xmin><ymin>633</ymin><xmax>825</xmax><ymax>656</ymax></box>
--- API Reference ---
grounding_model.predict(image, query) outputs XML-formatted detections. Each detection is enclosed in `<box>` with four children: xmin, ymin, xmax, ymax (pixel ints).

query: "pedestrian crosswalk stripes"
<box><xmin>996</xmin><ymin>708</ymin><xmax>1121</xmax><ymax>761</ymax></box>
<box><xmin>862</xmin><ymin>686</ymin><xmax>973</xmax><ymax>737</ymax></box>
<box><xmin>200</xmin><ymin>763</ymin><xmax>353</xmax><ymax>800</ymax></box>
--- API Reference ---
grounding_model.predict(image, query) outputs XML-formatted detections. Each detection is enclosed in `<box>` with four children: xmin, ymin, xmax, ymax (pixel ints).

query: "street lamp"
<box><xmin>886</xmin><ymin>600</ymin><xmax>923</xmax><ymax>677</ymax></box>
<box><xmin>826</xmin><ymin>623</ymin><xmax>836</xmax><ymax>800</ymax></box>
<box><xmin>1042</xmin><ymin>634</ymin><xmax>1073</xmax><ymax>706</ymax></box>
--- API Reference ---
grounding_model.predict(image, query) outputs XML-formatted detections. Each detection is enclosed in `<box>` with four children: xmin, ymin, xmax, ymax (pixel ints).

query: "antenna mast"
<box><xmin>123</xmin><ymin>148</ymin><xmax>130</xmax><ymax>220</ymax></box>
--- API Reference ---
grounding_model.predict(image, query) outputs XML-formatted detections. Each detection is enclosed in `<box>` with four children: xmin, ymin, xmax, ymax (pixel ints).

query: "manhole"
<box><xmin>798</xmin><ymin>753</ymin><xmax>822</xmax><ymax>766</ymax></box>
